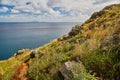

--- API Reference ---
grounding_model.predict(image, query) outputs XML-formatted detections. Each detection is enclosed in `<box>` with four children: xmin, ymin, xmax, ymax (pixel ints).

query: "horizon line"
<box><xmin>0</xmin><ymin>21</ymin><xmax>81</xmax><ymax>23</ymax></box>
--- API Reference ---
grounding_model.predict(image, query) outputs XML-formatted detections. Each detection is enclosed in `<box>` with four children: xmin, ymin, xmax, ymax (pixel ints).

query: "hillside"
<box><xmin>0</xmin><ymin>4</ymin><xmax>120</xmax><ymax>80</ymax></box>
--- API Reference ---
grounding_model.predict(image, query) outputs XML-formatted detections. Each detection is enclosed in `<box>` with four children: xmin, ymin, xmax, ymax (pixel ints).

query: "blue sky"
<box><xmin>0</xmin><ymin>0</ymin><xmax>120</xmax><ymax>22</ymax></box>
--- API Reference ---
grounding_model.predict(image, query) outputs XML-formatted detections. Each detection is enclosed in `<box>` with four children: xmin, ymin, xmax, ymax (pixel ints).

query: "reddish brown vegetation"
<box><xmin>13</xmin><ymin>62</ymin><xmax>29</xmax><ymax>80</ymax></box>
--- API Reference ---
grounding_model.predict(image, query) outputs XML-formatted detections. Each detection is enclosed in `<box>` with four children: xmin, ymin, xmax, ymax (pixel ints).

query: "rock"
<box><xmin>57</xmin><ymin>37</ymin><xmax>63</xmax><ymax>41</ymax></box>
<box><xmin>103</xmin><ymin>4</ymin><xmax>120</xmax><ymax>11</ymax></box>
<box><xmin>30</xmin><ymin>52</ymin><xmax>35</xmax><ymax>58</ymax></box>
<box><xmin>15</xmin><ymin>49</ymin><xmax>30</xmax><ymax>56</ymax></box>
<box><xmin>90</xmin><ymin>11</ymin><xmax>105</xmax><ymax>20</ymax></box>
<box><xmin>13</xmin><ymin>53</ymin><xmax>17</xmax><ymax>56</ymax></box>
<box><xmin>68</xmin><ymin>24</ymin><xmax>82</xmax><ymax>37</ymax></box>
<box><xmin>62</xmin><ymin>34</ymin><xmax>69</xmax><ymax>40</ymax></box>
<box><xmin>30</xmin><ymin>50</ymin><xmax>37</xmax><ymax>58</ymax></box>
<box><xmin>60</xmin><ymin>61</ymin><xmax>96</xmax><ymax>80</ymax></box>
<box><xmin>17</xmin><ymin>50</ymin><xmax>24</xmax><ymax>55</ymax></box>
<box><xmin>59</xmin><ymin>61</ymin><xmax>90</xmax><ymax>80</ymax></box>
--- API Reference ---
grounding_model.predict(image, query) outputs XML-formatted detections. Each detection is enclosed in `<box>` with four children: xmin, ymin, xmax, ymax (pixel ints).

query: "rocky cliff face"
<box><xmin>0</xmin><ymin>4</ymin><xmax>120</xmax><ymax>80</ymax></box>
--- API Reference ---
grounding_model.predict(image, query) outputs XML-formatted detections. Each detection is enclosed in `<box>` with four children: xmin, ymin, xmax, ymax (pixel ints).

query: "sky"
<box><xmin>0</xmin><ymin>0</ymin><xmax>120</xmax><ymax>22</ymax></box>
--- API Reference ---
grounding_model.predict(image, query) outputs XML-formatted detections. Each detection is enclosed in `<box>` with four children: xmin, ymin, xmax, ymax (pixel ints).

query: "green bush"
<box><xmin>80</xmin><ymin>46</ymin><xmax>120</xmax><ymax>79</ymax></box>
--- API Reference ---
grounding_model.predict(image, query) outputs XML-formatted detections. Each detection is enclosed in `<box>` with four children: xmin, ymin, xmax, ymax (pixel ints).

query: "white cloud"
<box><xmin>11</xmin><ymin>9</ymin><xmax>19</xmax><ymax>13</ymax></box>
<box><xmin>48</xmin><ymin>0</ymin><xmax>94</xmax><ymax>12</ymax></box>
<box><xmin>48</xmin><ymin>0</ymin><xmax>120</xmax><ymax>15</ymax></box>
<box><xmin>7</xmin><ymin>0</ymin><xmax>60</xmax><ymax>16</ymax></box>
<box><xmin>0</xmin><ymin>7</ymin><xmax>9</xmax><ymax>12</ymax></box>
<box><xmin>94</xmin><ymin>0</ymin><xmax>114</xmax><ymax>4</ymax></box>
<box><xmin>0</xmin><ymin>0</ymin><xmax>120</xmax><ymax>22</ymax></box>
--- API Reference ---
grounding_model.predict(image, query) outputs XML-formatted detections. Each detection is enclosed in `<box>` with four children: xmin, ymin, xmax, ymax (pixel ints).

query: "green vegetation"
<box><xmin>0</xmin><ymin>4</ymin><xmax>120</xmax><ymax>80</ymax></box>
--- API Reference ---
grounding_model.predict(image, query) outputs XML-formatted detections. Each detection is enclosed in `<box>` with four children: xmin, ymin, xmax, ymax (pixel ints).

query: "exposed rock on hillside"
<box><xmin>60</xmin><ymin>61</ymin><xmax>95</xmax><ymax>80</ymax></box>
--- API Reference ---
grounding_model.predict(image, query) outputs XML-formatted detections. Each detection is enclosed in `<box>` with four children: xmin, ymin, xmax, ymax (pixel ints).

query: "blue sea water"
<box><xmin>0</xmin><ymin>22</ymin><xmax>78</xmax><ymax>60</ymax></box>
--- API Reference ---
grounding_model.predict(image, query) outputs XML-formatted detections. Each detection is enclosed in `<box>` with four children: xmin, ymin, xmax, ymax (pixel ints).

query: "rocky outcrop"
<box><xmin>14</xmin><ymin>49</ymin><xmax>30</xmax><ymax>57</ymax></box>
<box><xmin>59</xmin><ymin>61</ymin><xmax>95</xmax><ymax>80</ymax></box>
<box><xmin>68</xmin><ymin>24</ymin><xmax>83</xmax><ymax>37</ymax></box>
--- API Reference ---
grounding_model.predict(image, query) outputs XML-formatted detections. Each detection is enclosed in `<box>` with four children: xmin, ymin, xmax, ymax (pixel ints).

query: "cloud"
<box><xmin>94</xmin><ymin>0</ymin><xmax>111</xmax><ymax>4</ymax></box>
<box><xmin>0</xmin><ymin>0</ymin><xmax>120</xmax><ymax>22</ymax></box>
<box><xmin>48</xmin><ymin>0</ymin><xmax>94</xmax><ymax>13</ymax></box>
<box><xmin>11</xmin><ymin>9</ymin><xmax>19</xmax><ymax>13</ymax></box>
<box><xmin>0</xmin><ymin>7</ymin><xmax>9</xmax><ymax>12</ymax></box>
<box><xmin>5</xmin><ymin>0</ymin><xmax>60</xmax><ymax>16</ymax></box>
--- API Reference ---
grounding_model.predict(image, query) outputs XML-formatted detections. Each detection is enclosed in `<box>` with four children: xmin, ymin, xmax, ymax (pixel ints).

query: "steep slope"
<box><xmin>0</xmin><ymin>4</ymin><xmax>120</xmax><ymax>80</ymax></box>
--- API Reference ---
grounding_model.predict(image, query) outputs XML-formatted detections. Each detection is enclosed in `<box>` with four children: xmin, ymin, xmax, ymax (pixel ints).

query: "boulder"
<box><xmin>60</xmin><ymin>61</ymin><xmax>84</xmax><ymax>80</ymax></box>
<box><xmin>15</xmin><ymin>49</ymin><xmax>30</xmax><ymax>56</ymax></box>
<box><xmin>59</xmin><ymin>61</ymin><xmax>95</xmax><ymax>80</ymax></box>
<box><xmin>30</xmin><ymin>50</ymin><xmax>38</xmax><ymax>58</ymax></box>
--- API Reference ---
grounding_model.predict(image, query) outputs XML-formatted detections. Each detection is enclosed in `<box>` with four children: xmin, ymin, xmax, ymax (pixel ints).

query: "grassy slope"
<box><xmin>0</xmin><ymin>49</ymin><xmax>31</xmax><ymax>79</ymax></box>
<box><xmin>0</xmin><ymin>4</ymin><xmax>120</xmax><ymax>80</ymax></box>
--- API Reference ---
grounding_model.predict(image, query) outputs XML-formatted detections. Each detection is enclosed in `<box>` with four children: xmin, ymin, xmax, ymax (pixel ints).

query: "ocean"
<box><xmin>0</xmin><ymin>22</ymin><xmax>78</xmax><ymax>60</ymax></box>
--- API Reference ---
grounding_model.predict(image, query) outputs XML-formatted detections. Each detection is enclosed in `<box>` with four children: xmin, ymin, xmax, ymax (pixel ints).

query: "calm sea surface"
<box><xmin>0</xmin><ymin>22</ymin><xmax>78</xmax><ymax>60</ymax></box>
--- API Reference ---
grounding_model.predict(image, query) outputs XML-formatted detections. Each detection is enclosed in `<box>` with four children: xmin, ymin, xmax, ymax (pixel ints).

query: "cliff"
<box><xmin>0</xmin><ymin>4</ymin><xmax>120</xmax><ymax>80</ymax></box>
